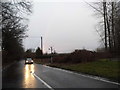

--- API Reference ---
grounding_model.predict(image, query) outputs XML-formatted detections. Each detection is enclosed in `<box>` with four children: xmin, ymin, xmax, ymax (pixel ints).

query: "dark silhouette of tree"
<box><xmin>115</xmin><ymin>1</ymin><xmax>120</xmax><ymax>55</ymax></box>
<box><xmin>26</xmin><ymin>49</ymin><xmax>32</xmax><ymax>53</ymax></box>
<box><xmin>25</xmin><ymin>49</ymin><xmax>35</xmax><ymax>58</ymax></box>
<box><xmin>1</xmin><ymin>0</ymin><xmax>32</xmax><ymax>64</ymax></box>
<box><xmin>35</xmin><ymin>47</ymin><xmax>43</xmax><ymax>58</ymax></box>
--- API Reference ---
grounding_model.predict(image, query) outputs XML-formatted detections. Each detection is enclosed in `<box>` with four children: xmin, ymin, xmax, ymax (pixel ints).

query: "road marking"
<box><xmin>32</xmin><ymin>73</ymin><xmax>54</xmax><ymax>90</ymax></box>
<box><xmin>43</xmin><ymin>65</ymin><xmax>120</xmax><ymax>86</ymax></box>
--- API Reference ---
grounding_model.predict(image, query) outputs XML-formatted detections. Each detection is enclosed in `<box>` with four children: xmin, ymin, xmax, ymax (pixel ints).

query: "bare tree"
<box><xmin>103</xmin><ymin>1</ymin><xmax>107</xmax><ymax>50</ymax></box>
<box><xmin>1</xmin><ymin>0</ymin><xmax>32</xmax><ymax>63</ymax></box>
<box><xmin>87</xmin><ymin>0</ymin><xmax>120</xmax><ymax>56</ymax></box>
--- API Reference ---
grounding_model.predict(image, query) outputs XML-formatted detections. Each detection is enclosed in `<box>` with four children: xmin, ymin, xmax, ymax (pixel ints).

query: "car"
<box><xmin>25</xmin><ymin>58</ymin><xmax>33</xmax><ymax>64</ymax></box>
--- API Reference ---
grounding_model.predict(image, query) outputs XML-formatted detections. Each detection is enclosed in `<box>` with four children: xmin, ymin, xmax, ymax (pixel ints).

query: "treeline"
<box><xmin>92</xmin><ymin>0</ymin><xmax>120</xmax><ymax>56</ymax></box>
<box><xmin>33</xmin><ymin>49</ymin><xmax>113</xmax><ymax>64</ymax></box>
<box><xmin>1</xmin><ymin>0</ymin><xmax>32</xmax><ymax>65</ymax></box>
<box><xmin>25</xmin><ymin>47</ymin><xmax>52</xmax><ymax>59</ymax></box>
<box><xmin>51</xmin><ymin>49</ymin><xmax>112</xmax><ymax>63</ymax></box>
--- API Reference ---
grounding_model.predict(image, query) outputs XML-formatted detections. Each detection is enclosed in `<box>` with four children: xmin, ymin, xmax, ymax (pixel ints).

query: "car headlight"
<box><xmin>31</xmin><ymin>60</ymin><xmax>33</xmax><ymax>62</ymax></box>
<box><xmin>26</xmin><ymin>61</ymin><xmax>28</xmax><ymax>62</ymax></box>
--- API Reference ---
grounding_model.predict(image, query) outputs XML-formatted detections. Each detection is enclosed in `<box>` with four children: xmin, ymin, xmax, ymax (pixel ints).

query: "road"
<box><xmin>2</xmin><ymin>60</ymin><xmax>119</xmax><ymax>89</ymax></box>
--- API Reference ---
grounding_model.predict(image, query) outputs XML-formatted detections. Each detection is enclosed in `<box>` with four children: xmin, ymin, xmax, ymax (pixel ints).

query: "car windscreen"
<box><xmin>27</xmin><ymin>58</ymin><xmax>32</xmax><ymax>60</ymax></box>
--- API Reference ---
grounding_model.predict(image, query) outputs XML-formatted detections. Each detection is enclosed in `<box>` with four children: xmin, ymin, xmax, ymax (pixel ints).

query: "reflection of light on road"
<box><xmin>23</xmin><ymin>64</ymin><xmax>36</xmax><ymax>88</ymax></box>
<box><xmin>31</xmin><ymin>64</ymin><xmax>34</xmax><ymax>73</ymax></box>
<box><xmin>25</xmin><ymin>65</ymin><xmax>29</xmax><ymax>79</ymax></box>
<box><xmin>25</xmin><ymin>64</ymin><xmax>34</xmax><ymax>73</ymax></box>
<box><xmin>25</xmin><ymin>65</ymin><xmax>29</xmax><ymax>70</ymax></box>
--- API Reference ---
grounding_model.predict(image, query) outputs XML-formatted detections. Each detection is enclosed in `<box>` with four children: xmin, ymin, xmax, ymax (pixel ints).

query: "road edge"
<box><xmin>43</xmin><ymin>65</ymin><xmax>120</xmax><ymax>86</ymax></box>
<box><xmin>1</xmin><ymin>61</ymin><xmax>17</xmax><ymax>71</ymax></box>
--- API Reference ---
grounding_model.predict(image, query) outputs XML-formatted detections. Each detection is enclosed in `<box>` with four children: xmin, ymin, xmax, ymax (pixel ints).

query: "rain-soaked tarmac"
<box><xmin>2</xmin><ymin>60</ymin><xmax>119</xmax><ymax>89</ymax></box>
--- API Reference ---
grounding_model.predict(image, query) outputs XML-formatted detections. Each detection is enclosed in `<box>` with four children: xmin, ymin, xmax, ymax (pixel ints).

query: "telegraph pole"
<box><xmin>41</xmin><ymin>36</ymin><xmax>43</xmax><ymax>54</ymax></box>
<box><xmin>49</xmin><ymin>46</ymin><xmax>53</xmax><ymax>63</ymax></box>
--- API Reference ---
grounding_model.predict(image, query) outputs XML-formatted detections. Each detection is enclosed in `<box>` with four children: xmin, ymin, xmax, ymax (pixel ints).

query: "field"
<box><xmin>34</xmin><ymin>59</ymin><xmax>120</xmax><ymax>82</ymax></box>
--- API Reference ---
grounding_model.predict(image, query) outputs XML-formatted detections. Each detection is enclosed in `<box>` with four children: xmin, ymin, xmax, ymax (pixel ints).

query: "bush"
<box><xmin>52</xmin><ymin>50</ymin><xmax>96</xmax><ymax>63</ymax></box>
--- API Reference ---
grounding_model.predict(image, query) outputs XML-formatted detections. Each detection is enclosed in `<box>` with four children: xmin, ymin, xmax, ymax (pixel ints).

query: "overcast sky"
<box><xmin>23</xmin><ymin>0</ymin><xmax>100</xmax><ymax>53</ymax></box>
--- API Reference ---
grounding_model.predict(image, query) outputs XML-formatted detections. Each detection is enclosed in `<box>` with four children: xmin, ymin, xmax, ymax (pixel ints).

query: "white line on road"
<box><xmin>43</xmin><ymin>65</ymin><xmax>120</xmax><ymax>86</ymax></box>
<box><xmin>32</xmin><ymin>73</ymin><xmax>54</xmax><ymax>90</ymax></box>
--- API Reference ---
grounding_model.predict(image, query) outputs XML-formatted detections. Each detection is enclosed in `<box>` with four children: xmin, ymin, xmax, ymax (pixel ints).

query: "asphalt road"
<box><xmin>2</xmin><ymin>60</ymin><xmax>119</xmax><ymax>89</ymax></box>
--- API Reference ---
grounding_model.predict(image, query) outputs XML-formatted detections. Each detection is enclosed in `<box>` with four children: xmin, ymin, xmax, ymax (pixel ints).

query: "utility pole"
<box><xmin>49</xmin><ymin>46</ymin><xmax>53</xmax><ymax>63</ymax></box>
<box><xmin>41</xmin><ymin>36</ymin><xmax>43</xmax><ymax>54</ymax></box>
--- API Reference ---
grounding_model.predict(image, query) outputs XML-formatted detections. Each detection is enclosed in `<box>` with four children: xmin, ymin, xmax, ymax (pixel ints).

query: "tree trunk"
<box><xmin>103</xmin><ymin>1</ymin><xmax>108</xmax><ymax>51</ymax></box>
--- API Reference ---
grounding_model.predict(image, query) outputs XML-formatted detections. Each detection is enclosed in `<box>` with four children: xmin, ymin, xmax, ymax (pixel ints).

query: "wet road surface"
<box><xmin>2</xmin><ymin>60</ymin><xmax>47</xmax><ymax>88</ymax></box>
<box><xmin>2</xmin><ymin>60</ymin><xmax>119</xmax><ymax>89</ymax></box>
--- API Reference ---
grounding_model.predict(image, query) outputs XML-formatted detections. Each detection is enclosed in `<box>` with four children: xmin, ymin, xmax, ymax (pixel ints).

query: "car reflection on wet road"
<box><xmin>2</xmin><ymin>60</ymin><xmax>47</xmax><ymax>88</ymax></box>
<box><xmin>23</xmin><ymin>64</ymin><xmax>36</xmax><ymax>88</ymax></box>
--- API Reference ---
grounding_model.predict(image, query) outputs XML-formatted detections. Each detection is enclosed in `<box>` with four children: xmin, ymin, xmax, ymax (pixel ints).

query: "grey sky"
<box><xmin>23</xmin><ymin>0</ymin><xmax>100</xmax><ymax>53</ymax></box>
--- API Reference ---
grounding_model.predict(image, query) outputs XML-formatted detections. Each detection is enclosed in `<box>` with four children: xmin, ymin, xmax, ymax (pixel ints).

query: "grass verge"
<box><xmin>34</xmin><ymin>59</ymin><xmax>120</xmax><ymax>83</ymax></box>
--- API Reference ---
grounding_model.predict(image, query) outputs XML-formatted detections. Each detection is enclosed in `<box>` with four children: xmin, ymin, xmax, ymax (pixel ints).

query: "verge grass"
<box><xmin>49</xmin><ymin>59</ymin><xmax>120</xmax><ymax>82</ymax></box>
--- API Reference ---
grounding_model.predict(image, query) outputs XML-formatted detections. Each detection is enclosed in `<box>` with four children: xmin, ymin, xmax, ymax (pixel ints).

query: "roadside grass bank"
<box><xmin>34</xmin><ymin>59</ymin><xmax>120</xmax><ymax>83</ymax></box>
